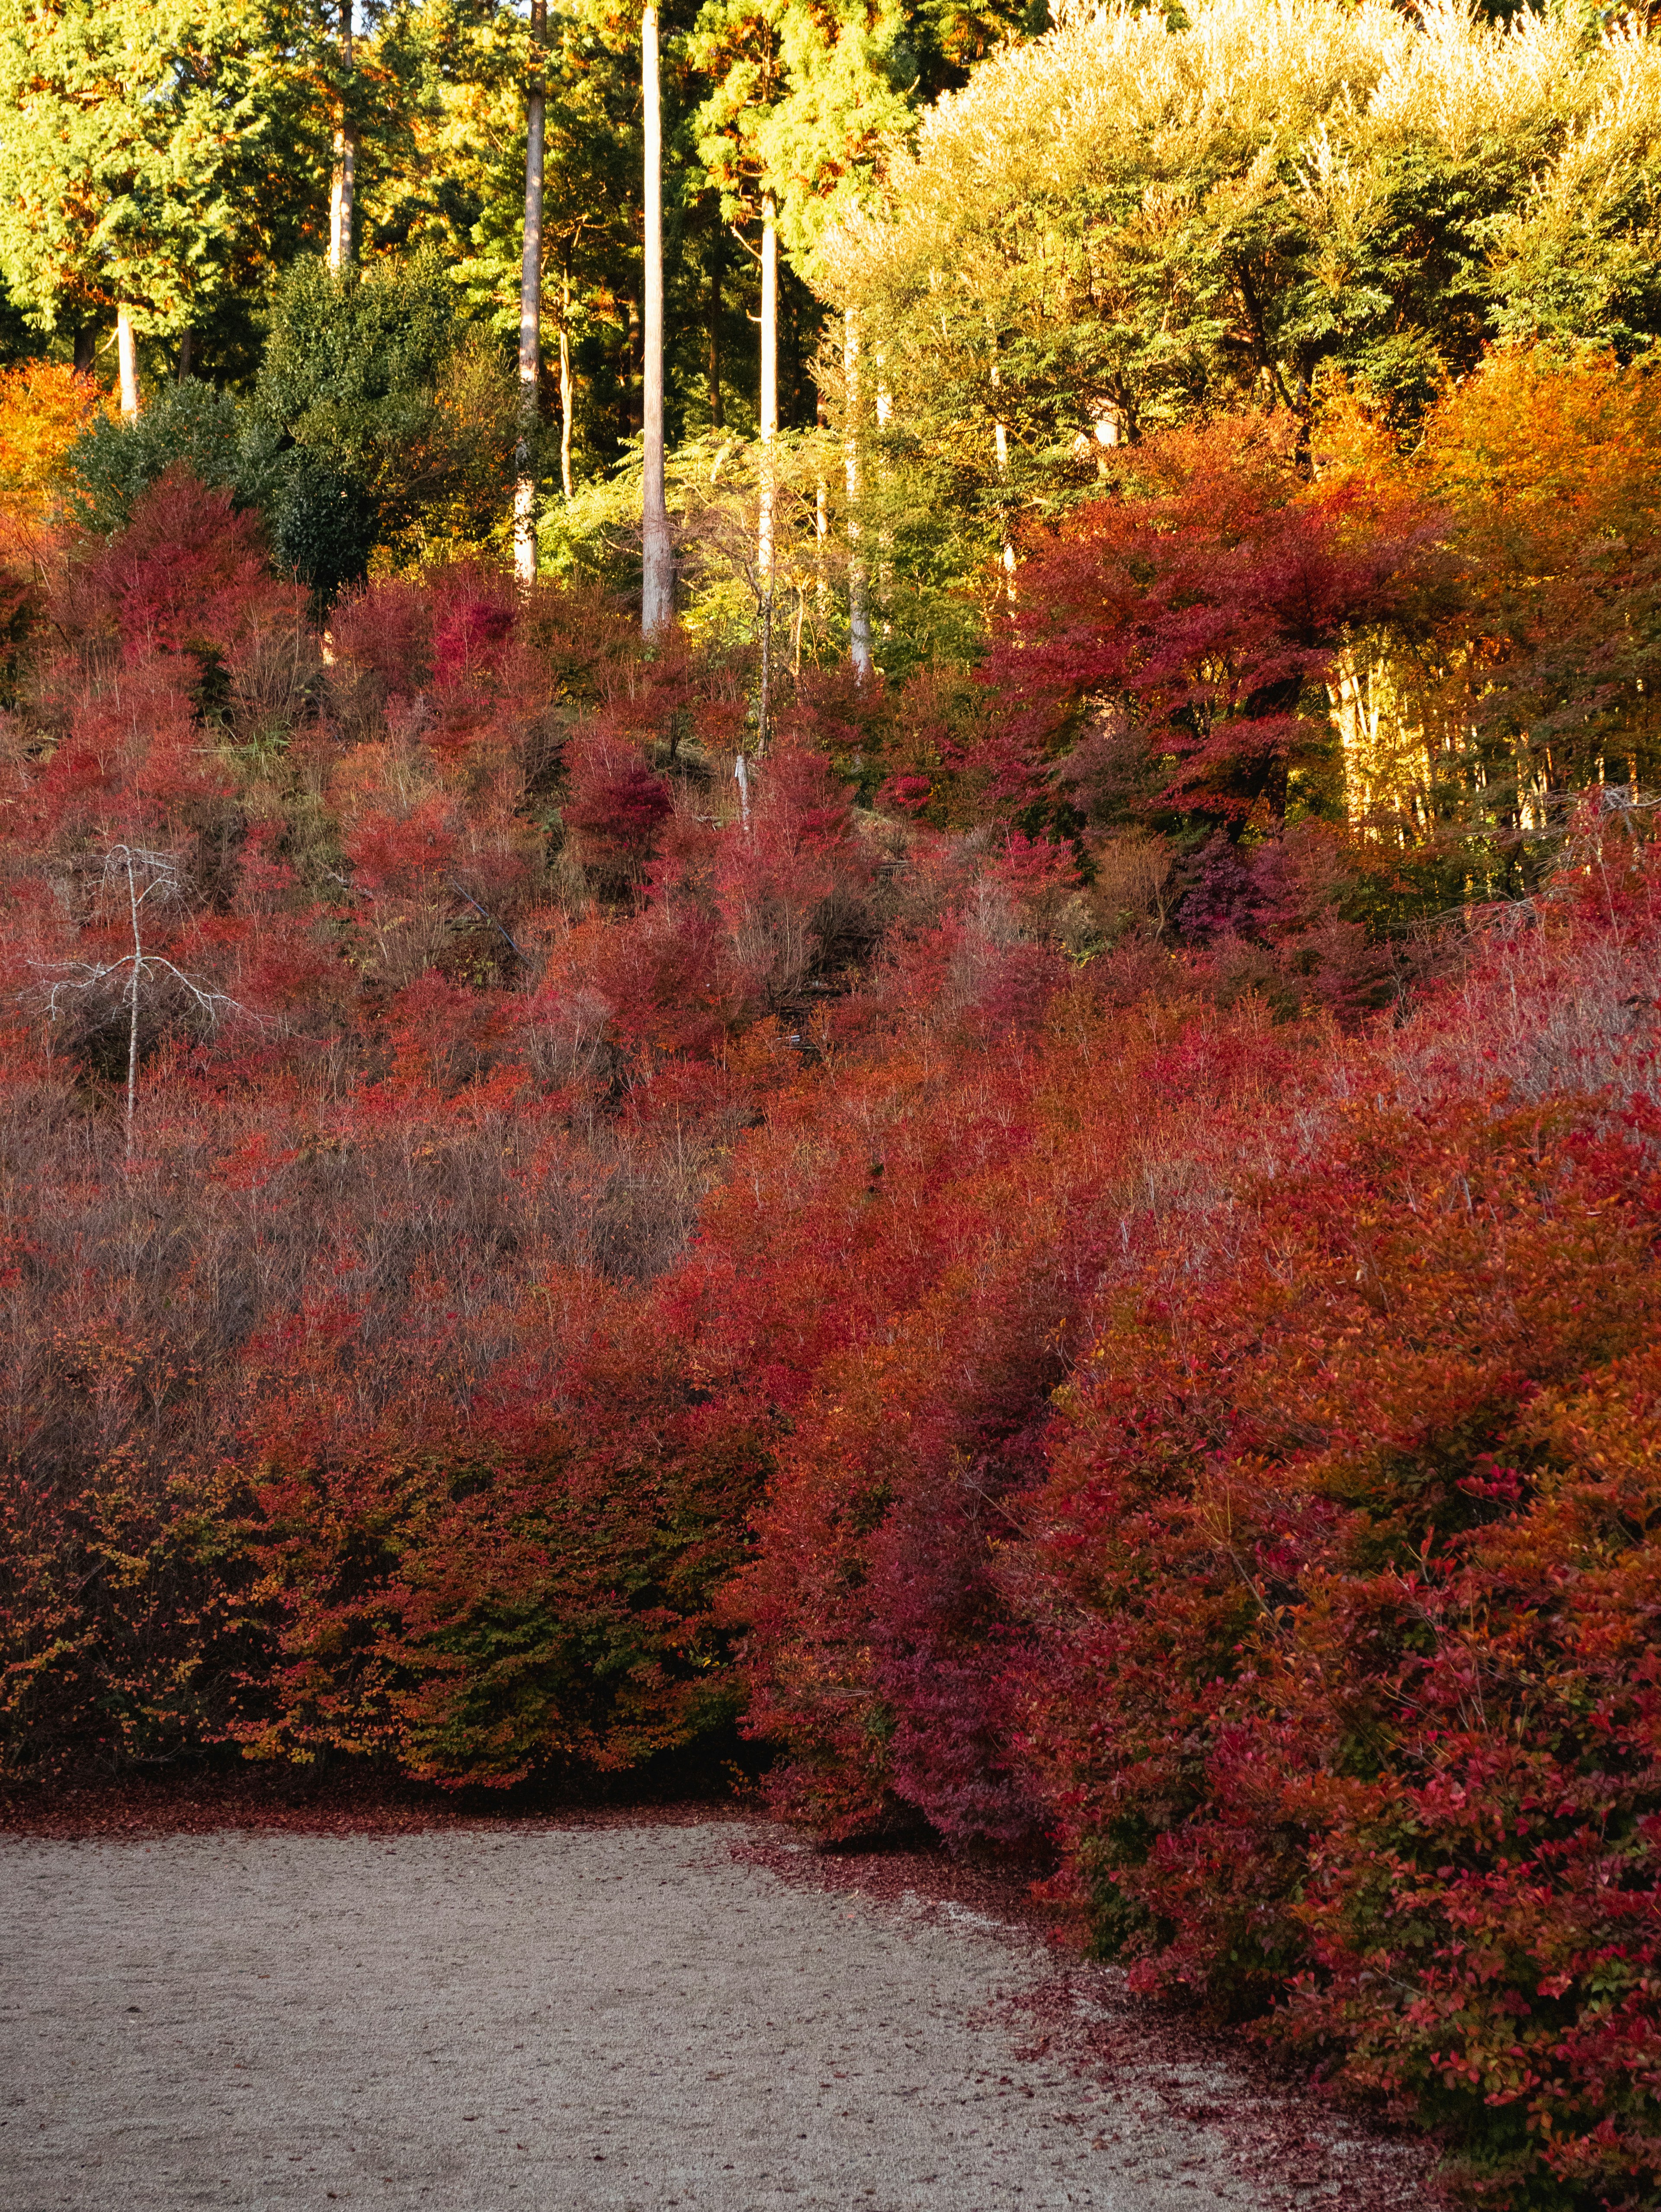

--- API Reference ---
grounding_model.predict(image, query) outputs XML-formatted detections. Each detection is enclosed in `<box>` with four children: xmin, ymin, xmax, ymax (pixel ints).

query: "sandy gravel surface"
<box><xmin>0</xmin><ymin>1822</ymin><xmax>1273</xmax><ymax>2212</ymax></box>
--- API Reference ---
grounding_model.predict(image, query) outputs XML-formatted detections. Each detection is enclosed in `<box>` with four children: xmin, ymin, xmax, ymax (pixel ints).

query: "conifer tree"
<box><xmin>0</xmin><ymin>0</ymin><xmax>312</xmax><ymax>412</ymax></box>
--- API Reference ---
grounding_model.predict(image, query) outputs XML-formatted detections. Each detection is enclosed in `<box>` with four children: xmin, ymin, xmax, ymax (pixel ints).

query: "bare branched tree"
<box><xmin>34</xmin><ymin>845</ymin><xmax>250</xmax><ymax>1159</ymax></box>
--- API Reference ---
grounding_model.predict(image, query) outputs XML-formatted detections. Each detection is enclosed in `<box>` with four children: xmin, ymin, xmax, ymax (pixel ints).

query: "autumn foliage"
<box><xmin>0</xmin><ymin>362</ymin><xmax>106</xmax><ymax>528</ymax></box>
<box><xmin>3</xmin><ymin>352</ymin><xmax>1661</xmax><ymax>2206</ymax></box>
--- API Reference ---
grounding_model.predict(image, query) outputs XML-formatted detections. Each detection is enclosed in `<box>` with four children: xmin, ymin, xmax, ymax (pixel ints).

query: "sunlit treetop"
<box><xmin>0</xmin><ymin>0</ymin><xmax>327</xmax><ymax>337</ymax></box>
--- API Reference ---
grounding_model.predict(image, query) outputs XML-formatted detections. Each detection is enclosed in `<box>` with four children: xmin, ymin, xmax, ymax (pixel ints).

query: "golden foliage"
<box><xmin>0</xmin><ymin>362</ymin><xmax>107</xmax><ymax>527</ymax></box>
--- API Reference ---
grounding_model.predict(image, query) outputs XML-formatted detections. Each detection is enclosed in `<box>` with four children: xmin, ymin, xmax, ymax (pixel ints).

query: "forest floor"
<box><xmin>0</xmin><ymin>1809</ymin><xmax>1438</xmax><ymax>2212</ymax></box>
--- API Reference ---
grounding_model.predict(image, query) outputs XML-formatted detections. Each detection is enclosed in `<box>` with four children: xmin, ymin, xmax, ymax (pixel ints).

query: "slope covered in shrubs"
<box><xmin>2</xmin><ymin>358</ymin><xmax>1661</xmax><ymax>2203</ymax></box>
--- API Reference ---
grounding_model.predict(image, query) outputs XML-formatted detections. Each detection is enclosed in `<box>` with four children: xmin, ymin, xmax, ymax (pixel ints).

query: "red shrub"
<box><xmin>711</xmin><ymin>737</ymin><xmax>871</xmax><ymax>1006</ymax></box>
<box><xmin>1003</xmin><ymin>848</ymin><xmax>1661</xmax><ymax>2206</ymax></box>
<box><xmin>62</xmin><ymin>465</ymin><xmax>303</xmax><ymax>671</ymax></box>
<box><xmin>4</xmin><ymin>452</ymin><xmax>1661</xmax><ymax>2211</ymax></box>
<box><xmin>327</xmin><ymin>576</ymin><xmax>434</xmax><ymax>699</ymax></box>
<box><xmin>979</xmin><ymin>415</ymin><xmax>1434</xmax><ymax>831</ymax></box>
<box><xmin>432</xmin><ymin>582</ymin><xmax>514</xmax><ymax>688</ymax></box>
<box><xmin>706</xmin><ymin>976</ymin><xmax>1324</xmax><ymax>1842</ymax></box>
<box><xmin>562</xmin><ymin>735</ymin><xmax>673</xmax><ymax>896</ymax></box>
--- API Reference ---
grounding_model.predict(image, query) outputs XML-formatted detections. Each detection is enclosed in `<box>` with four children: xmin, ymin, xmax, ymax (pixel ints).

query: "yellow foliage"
<box><xmin>0</xmin><ymin>361</ymin><xmax>107</xmax><ymax>526</ymax></box>
<box><xmin>1414</xmin><ymin>342</ymin><xmax>1661</xmax><ymax>537</ymax></box>
<box><xmin>1321</xmin><ymin>344</ymin><xmax>1661</xmax><ymax>836</ymax></box>
<box><xmin>820</xmin><ymin>0</ymin><xmax>1609</xmax><ymax>310</ymax></box>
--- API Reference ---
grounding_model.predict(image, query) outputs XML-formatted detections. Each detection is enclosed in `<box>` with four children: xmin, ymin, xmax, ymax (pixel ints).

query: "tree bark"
<box><xmin>845</xmin><ymin>306</ymin><xmax>872</xmax><ymax>682</ymax></box>
<box><xmin>640</xmin><ymin>0</ymin><xmax>673</xmax><ymax>639</ymax></box>
<box><xmin>116</xmin><ymin>307</ymin><xmax>140</xmax><ymax>419</ymax></box>
<box><xmin>515</xmin><ymin>0</ymin><xmax>548</xmax><ymax>586</ymax></box>
<box><xmin>73</xmin><ymin>324</ymin><xmax>96</xmax><ymax>375</ymax></box>
<box><xmin>176</xmin><ymin>329</ymin><xmax>193</xmax><ymax>384</ymax></box>
<box><xmin>706</xmin><ymin>212</ymin><xmax>724</xmax><ymax>430</ymax></box>
<box><xmin>758</xmin><ymin>194</ymin><xmax>777</xmax><ymax>586</ymax></box>
<box><xmin>559</xmin><ymin>269</ymin><xmax>575</xmax><ymax>501</ymax></box>
<box><xmin>329</xmin><ymin>1</ymin><xmax>356</xmax><ymax>272</ymax></box>
<box><xmin>757</xmin><ymin>191</ymin><xmax>779</xmax><ymax>742</ymax></box>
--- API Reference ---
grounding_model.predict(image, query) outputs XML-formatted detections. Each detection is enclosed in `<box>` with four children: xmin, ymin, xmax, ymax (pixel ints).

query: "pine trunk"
<box><xmin>329</xmin><ymin>2</ymin><xmax>356</xmax><ymax>272</ymax></box>
<box><xmin>845</xmin><ymin>307</ymin><xmax>872</xmax><ymax>682</ymax></box>
<box><xmin>640</xmin><ymin>1</ymin><xmax>673</xmax><ymax>638</ymax></box>
<box><xmin>559</xmin><ymin>272</ymin><xmax>575</xmax><ymax>502</ymax></box>
<box><xmin>515</xmin><ymin>0</ymin><xmax>548</xmax><ymax>586</ymax></box>
<box><xmin>116</xmin><ymin>307</ymin><xmax>140</xmax><ymax>419</ymax></box>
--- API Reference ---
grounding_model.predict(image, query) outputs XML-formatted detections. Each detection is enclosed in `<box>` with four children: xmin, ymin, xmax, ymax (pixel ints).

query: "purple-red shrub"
<box><xmin>58</xmin><ymin>465</ymin><xmax>304</xmax><ymax>672</ymax></box>
<box><xmin>1000</xmin><ymin>847</ymin><xmax>1661</xmax><ymax>2206</ymax></box>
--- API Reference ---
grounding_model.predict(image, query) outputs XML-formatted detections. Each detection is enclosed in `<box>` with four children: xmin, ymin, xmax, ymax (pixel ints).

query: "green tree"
<box><xmin>806</xmin><ymin>0</ymin><xmax>1661</xmax><ymax>666</ymax></box>
<box><xmin>0</xmin><ymin>0</ymin><xmax>322</xmax><ymax>412</ymax></box>
<box><xmin>254</xmin><ymin>246</ymin><xmax>516</xmax><ymax>568</ymax></box>
<box><xmin>64</xmin><ymin>380</ymin><xmax>277</xmax><ymax>534</ymax></box>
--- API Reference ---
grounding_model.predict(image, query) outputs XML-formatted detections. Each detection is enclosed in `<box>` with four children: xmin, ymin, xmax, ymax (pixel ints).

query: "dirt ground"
<box><xmin>0</xmin><ymin>1820</ymin><xmax>1419</xmax><ymax>2212</ymax></box>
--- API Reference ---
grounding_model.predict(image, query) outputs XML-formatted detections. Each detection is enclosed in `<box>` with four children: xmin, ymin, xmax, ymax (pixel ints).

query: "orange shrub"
<box><xmin>0</xmin><ymin>361</ymin><xmax>106</xmax><ymax>526</ymax></box>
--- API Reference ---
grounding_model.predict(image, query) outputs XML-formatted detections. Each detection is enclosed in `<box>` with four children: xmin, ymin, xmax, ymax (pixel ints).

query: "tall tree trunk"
<box><xmin>515</xmin><ymin>0</ymin><xmax>548</xmax><ymax>586</ymax></box>
<box><xmin>757</xmin><ymin>192</ymin><xmax>778</xmax><ymax>745</ymax></box>
<box><xmin>73</xmin><ymin>324</ymin><xmax>96</xmax><ymax>375</ymax></box>
<box><xmin>329</xmin><ymin>1</ymin><xmax>356</xmax><ymax>271</ymax></box>
<box><xmin>758</xmin><ymin>195</ymin><xmax>777</xmax><ymax>583</ymax></box>
<box><xmin>815</xmin><ymin>393</ymin><xmax>829</xmax><ymax>622</ymax></box>
<box><xmin>845</xmin><ymin>307</ymin><xmax>872</xmax><ymax>682</ymax></box>
<box><xmin>559</xmin><ymin>269</ymin><xmax>575</xmax><ymax>501</ymax></box>
<box><xmin>991</xmin><ymin>355</ymin><xmax>1014</xmax><ymax>597</ymax></box>
<box><xmin>706</xmin><ymin>212</ymin><xmax>724</xmax><ymax>430</ymax></box>
<box><xmin>640</xmin><ymin>0</ymin><xmax>673</xmax><ymax>639</ymax></box>
<box><xmin>116</xmin><ymin>307</ymin><xmax>140</xmax><ymax>419</ymax></box>
<box><xmin>176</xmin><ymin>329</ymin><xmax>193</xmax><ymax>383</ymax></box>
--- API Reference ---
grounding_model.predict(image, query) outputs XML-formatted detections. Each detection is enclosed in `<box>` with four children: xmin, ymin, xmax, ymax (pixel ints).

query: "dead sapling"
<box><xmin>33</xmin><ymin>843</ymin><xmax>254</xmax><ymax>1159</ymax></box>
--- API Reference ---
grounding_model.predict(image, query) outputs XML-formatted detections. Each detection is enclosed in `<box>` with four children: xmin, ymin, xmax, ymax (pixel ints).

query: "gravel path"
<box><xmin>0</xmin><ymin>1822</ymin><xmax>1272</xmax><ymax>2212</ymax></box>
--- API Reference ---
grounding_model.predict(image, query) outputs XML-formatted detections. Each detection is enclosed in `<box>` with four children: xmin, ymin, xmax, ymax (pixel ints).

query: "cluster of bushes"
<box><xmin>21</xmin><ymin>250</ymin><xmax>520</xmax><ymax>607</ymax></box>
<box><xmin>2</xmin><ymin>340</ymin><xmax>1660</xmax><ymax>2202</ymax></box>
<box><xmin>719</xmin><ymin>854</ymin><xmax>1661</xmax><ymax>2207</ymax></box>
